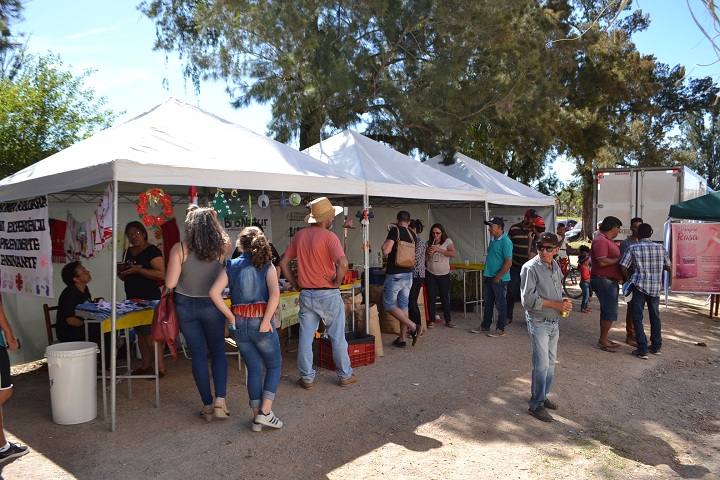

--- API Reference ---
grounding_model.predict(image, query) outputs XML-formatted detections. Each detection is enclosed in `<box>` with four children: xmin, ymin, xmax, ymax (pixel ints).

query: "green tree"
<box><xmin>0</xmin><ymin>52</ymin><xmax>118</xmax><ymax>177</ymax></box>
<box><xmin>140</xmin><ymin>0</ymin><xmax>564</xmax><ymax>157</ymax></box>
<box><xmin>0</xmin><ymin>0</ymin><xmax>23</xmax><ymax>79</ymax></box>
<box><xmin>678</xmin><ymin>77</ymin><xmax>720</xmax><ymax>190</ymax></box>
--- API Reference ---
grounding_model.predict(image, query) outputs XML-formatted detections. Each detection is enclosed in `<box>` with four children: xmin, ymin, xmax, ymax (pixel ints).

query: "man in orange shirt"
<box><xmin>280</xmin><ymin>198</ymin><xmax>356</xmax><ymax>389</ymax></box>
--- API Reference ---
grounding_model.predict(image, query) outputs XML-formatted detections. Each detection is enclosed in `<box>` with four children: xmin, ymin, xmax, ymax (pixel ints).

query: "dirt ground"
<box><xmin>1</xmin><ymin>292</ymin><xmax>719</xmax><ymax>479</ymax></box>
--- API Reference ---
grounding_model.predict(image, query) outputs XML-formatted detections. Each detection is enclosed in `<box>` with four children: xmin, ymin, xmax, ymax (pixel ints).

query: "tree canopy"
<box><xmin>0</xmin><ymin>52</ymin><xmax>118</xmax><ymax>178</ymax></box>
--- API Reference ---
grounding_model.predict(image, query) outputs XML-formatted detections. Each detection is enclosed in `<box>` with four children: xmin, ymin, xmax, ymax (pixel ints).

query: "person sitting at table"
<box><xmin>165</xmin><ymin>206</ymin><xmax>233</xmax><ymax>421</ymax></box>
<box><xmin>56</xmin><ymin>261</ymin><xmax>113</xmax><ymax>373</ymax></box>
<box><xmin>210</xmin><ymin>226</ymin><xmax>283</xmax><ymax>432</ymax></box>
<box><xmin>118</xmin><ymin>221</ymin><xmax>166</xmax><ymax>377</ymax></box>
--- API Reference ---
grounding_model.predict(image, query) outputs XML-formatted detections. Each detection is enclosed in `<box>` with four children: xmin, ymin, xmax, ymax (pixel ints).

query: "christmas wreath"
<box><xmin>136</xmin><ymin>187</ymin><xmax>175</xmax><ymax>227</ymax></box>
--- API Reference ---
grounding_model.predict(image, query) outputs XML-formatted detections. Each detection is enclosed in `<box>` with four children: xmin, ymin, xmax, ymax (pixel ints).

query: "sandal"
<box><xmin>596</xmin><ymin>343</ymin><xmax>619</xmax><ymax>352</ymax></box>
<box><xmin>427</xmin><ymin>322</ymin><xmax>434</xmax><ymax>329</ymax></box>
<box><xmin>213</xmin><ymin>397</ymin><xmax>230</xmax><ymax>419</ymax></box>
<box><xmin>200</xmin><ymin>405</ymin><xmax>214</xmax><ymax>422</ymax></box>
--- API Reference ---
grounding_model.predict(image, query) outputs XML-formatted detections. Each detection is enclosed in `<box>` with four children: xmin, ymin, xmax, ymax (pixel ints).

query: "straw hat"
<box><xmin>304</xmin><ymin>197</ymin><xmax>344</xmax><ymax>224</ymax></box>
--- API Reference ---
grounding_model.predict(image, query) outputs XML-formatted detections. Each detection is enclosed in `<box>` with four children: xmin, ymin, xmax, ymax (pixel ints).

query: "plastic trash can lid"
<box><xmin>45</xmin><ymin>342</ymin><xmax>98</xmax><ymax>358</ymax></box>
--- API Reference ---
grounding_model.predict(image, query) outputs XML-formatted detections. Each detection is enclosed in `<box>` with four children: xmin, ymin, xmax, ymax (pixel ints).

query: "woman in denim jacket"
<box><xmin>210</xmin><ymin>226</ymin><xmax>282</xmax><ymax>432</ymax></box>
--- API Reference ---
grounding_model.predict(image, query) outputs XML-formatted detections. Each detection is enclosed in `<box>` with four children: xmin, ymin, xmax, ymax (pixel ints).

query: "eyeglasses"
<box><xmin>432</xmin><ymin>231</ymin><xmax>442</xmax><ymax>235</ymax></box>
<box><xmin>536</xmin><ymin>245</ymin><xmax>556</xmax><ymax>252</ymax></box>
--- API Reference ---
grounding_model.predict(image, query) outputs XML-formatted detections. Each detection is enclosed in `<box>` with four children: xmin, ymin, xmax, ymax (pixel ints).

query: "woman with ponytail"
<box><xmin>210</xmin><ymin>226</ymin><xmax>283</xmax><ymax>432</ymax></box>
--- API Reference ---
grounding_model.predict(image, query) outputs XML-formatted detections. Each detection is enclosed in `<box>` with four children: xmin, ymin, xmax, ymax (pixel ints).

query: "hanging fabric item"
<box><xmin>64</xmin><ymin>211</ymin><xmax>82</xmax><ymax>262</ymax></box>
<box><xmin>189</xmin><ymin>186</ymin><xmax>198</xmax><ymax>205</ymax></box>
<box><xmin>279</xmin><ymin>192</ymin><xmax>287</xmax><ymax>210</ymax></box>
<box><xmin>49</xmin><ymin>219</ymin><xmax>67</xmax><ymax>264</ymax></box>
<box><xmin>161</xmin><ymin>218</ymin><xmax>181</xmax><ymax>266</ymax></box>
<box><xmin>93</xmin><ymin>183</ymin><xmax>114</xmax><ymax>253</ymax></box>
<box><xmin>212</xmin><ymin>188</ymin><xmax>231</xmax><ymax>218</ymax></box>
<box><xmin>225</xmin><ymin>190</ymin><xmax>248</xmax><ymax>222</ymax></box>
<box><xmin>247</xmin><ymin>194</ymin><xmax>253</xmax><ymax>225</ymax></box>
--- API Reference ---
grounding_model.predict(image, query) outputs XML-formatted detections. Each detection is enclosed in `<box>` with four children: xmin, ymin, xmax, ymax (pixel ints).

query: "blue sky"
<box><xmin>17</xmin><ymin>0</ymin><xmax>720</xmax><ymax>181</ymax></box>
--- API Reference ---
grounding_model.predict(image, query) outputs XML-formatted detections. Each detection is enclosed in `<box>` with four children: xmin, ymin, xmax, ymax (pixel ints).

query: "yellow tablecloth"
<box><xmin>97</xmin><ymin>281</ymin><xmax>361</xmax><ymax>333</ymax></box>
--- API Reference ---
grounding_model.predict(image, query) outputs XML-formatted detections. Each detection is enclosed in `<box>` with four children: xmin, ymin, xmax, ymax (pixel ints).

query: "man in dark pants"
<box><xmin>506</xmin><ymin>209</ymin><xmax>541</xmax><ymax>325</ymax></box>
<box><xmin>619</xmin><ymin>217</ymin><xmax>643</xmax><ymax>346</ymax></box>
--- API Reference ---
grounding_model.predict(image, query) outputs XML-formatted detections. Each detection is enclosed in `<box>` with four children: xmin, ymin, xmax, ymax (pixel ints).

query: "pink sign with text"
<box><xmin>672</xmin><ymin>223</ymin><xmax>720</xmax><ymax>293</ymax></box>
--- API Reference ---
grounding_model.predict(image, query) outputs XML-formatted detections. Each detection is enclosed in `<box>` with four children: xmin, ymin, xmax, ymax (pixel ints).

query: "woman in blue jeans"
<box><xmin>165</xmin><ymin>206</ymin><xmax>232</xmax><ymax>421</ymax></box>
<box><xmin>210</xmin><ymin>226</ymin><xmax>283</xmax><ymax>432</ymax></box>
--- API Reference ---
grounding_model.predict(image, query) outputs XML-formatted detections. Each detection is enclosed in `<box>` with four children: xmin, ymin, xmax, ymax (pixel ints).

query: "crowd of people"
<box><xmin>2</xmin><ymin>200</ymin><xmax>672</xmax><ymax>439</ymax></box>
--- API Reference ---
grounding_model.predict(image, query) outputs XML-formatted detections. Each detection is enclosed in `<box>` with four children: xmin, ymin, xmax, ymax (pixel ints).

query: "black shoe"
<box><xmin>410</xmin><ymin>326</ymin><xmax>420</xmax><ymax>346</ymax></box>
<box><xmin>631</xmin><ymin>349</ymin><xmax>649</xmax><ymax>360</ymax></box>
<box><xmin>392</xmin><ymin>338</ymin><xmax>407</xmax><ymax>348</ymax></box>
<box><xmin>528</xmin><ymin>406</ymin><xmax>554</xmax><ymax>422</ymax></box>
<box><xmin>0</xmin><ymin>442</ymin><xmax>29</xmax><ymax>463</ymax></box>
<box><xmin>649</xmin><ymin>347</ymin><xmax>661</xmax><ymax>355</ymax></box>
<box><xmin>543</xmin><ymin>399</ymin><xmax>558</xmax><ymax>410</ymax></box>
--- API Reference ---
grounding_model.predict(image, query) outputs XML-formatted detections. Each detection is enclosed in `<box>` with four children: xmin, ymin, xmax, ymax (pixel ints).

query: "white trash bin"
<box><xmin>45</xmin><ymin>342</ymin><xmax>98</xmax><ymax>425</ymax></box>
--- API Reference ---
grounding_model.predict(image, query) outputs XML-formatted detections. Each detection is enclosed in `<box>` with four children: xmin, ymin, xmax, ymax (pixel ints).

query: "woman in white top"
<box><xmin>425</xmin><ymin>223</ymin><xmax>457</xmax><ymax>327</ymax></box>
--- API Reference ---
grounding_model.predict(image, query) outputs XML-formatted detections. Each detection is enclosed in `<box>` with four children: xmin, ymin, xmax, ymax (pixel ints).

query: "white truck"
<box><xmin>594</xmin><ymin>166</ymin><xmax>706</xmax><ymax>242</ymax></box>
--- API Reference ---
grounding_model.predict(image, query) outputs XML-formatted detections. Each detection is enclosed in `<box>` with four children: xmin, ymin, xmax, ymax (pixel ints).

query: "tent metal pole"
<box><xmin>363</xmin><ymin>192</ymin><xmax>370</xmax><ymax>335</ymax></box>
<box><xmin>110</xmin><ymin>180</ymin><xmax>119</xmax><ymax>431</ymax></box>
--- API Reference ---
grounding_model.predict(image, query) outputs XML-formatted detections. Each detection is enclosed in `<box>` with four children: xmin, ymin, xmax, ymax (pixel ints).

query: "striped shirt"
<box><xmin>508</xmin><ymin>222</ymin><xmax>533</xmax><ymax>270</ymax></box>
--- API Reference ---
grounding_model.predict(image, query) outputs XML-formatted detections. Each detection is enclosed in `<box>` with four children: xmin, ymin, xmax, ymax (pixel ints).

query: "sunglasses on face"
<box><xmin>536</xmin><ymin>245</ymin><xmax>556</xmax><ymax>252</ymax></box>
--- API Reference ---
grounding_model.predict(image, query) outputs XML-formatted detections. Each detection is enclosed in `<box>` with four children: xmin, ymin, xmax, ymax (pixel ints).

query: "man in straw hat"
<box><xmin>280</xmin><ymin>197</ymin><xmax>357</xmax><ymax>388</ymax></box>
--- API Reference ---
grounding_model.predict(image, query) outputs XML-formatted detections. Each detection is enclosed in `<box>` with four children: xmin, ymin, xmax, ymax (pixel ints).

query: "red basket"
<box><xmin>318</xmin><ymin>332</ymin><xmax>375</xmax><ymax>370</ymax></box>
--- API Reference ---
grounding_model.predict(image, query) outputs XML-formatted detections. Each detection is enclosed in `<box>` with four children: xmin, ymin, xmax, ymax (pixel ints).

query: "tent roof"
<box><xmin>0</xmin><ymin>98</ymin><xmax>366</xmax><ymax>202</ymax></box>
<box><xmin>424</xmin><ymin>153</ymin><xmax>554</xmax><ymax>207</ymax></box>
<box><xmin>304</xmin><ymin>131</ymin><xmax>485</xmax><ymax>202</ymax></box>
<box><xmin>669</xmin><ymin>190</ymin><xmax>720</xmax><ymax>220</ymax></box>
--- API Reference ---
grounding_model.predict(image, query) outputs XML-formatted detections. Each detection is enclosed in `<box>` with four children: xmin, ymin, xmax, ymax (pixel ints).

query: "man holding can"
<box><xmin>520</xmin><ymin>232</ymin><xmax>572</xmax><ymax>422</ymax></box>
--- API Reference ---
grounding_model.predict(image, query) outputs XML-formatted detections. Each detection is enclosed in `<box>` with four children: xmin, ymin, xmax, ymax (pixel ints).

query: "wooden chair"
<box><xmin>43</xmin><ymin>304</ymin><xmax>59</xmax><ymax>346</ymax></box>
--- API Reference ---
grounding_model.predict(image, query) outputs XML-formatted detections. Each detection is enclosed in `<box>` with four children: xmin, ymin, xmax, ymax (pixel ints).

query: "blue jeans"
<box><xmin>580</xmin><ymin>281</ymin><xmax>591</xmax><ymax>310</ymax></box>
<box><xmin>383</xmin><ymin>272</ymin><xmax>413</xmax><ymax>310</ymax></box>
<box><xmin>481</xmin><ymin>279</ymin><xmax>508</xmax><ymax>331</ymax></box>
<box><xmin>174</xmin><ymin>294</ymin><xmax>228</xmax><ymax>406</ymax></box>
<box><xmin>526</xmin><ymin>313</ymin><xmax>559</xmax><ymax>410</ymax></box>
<box><xmin>231</xmin><ymin>316</ymin><xmax>282</xmax><ymax>408</ymax></box>
<box><xmin>408</xmin><ymin>277</ymin><xmax>424</xmax><ymax>327</ymax></box>
<box><xmin>590</xmin><ymin>278</ymin><xmax>619</xmax><ymax>321</ymax></box>
<box><xmin>425</xmin><ymin>272</ymin><xmax>451</xmax><ymax>323</ymax></box>
<box><xmin>298</xmin><ymin>289</ymin><xmax>352</xmax><ymax>380</ymax></box>
<box><xmin>630</xmin><ymin>289</ymin><xmax>662</xmax><ymax>354</ymax></box>
<box><xmin>506</xmin><ymin>268</ymin><xmax>521</xmax><ymax>322</ymax></box>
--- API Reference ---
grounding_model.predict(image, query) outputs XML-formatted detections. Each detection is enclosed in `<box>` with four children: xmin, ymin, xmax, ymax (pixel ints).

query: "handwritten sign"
<box><xmin>0</xmin><ymin>196</ymin><xmax>53</xmax><ymax>298</ymax></box>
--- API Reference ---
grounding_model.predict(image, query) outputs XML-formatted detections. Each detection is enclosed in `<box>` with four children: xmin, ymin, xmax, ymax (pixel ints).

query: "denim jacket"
<box><xmin>227</xmin><ymin>253</ymin><xmax>270</xmax><ymax>306</ymax></box>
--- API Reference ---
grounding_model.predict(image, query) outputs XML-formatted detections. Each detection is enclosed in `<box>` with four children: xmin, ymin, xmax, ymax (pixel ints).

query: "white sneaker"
<box><xmin>254</xmin><ymin>410</ymin><xmax>283</xmax><ymax>429</ymax></box>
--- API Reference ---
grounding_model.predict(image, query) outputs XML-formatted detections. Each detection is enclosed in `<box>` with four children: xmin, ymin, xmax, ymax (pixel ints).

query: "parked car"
<box><xmin>565</xmin><ymin>221</ymin><xmax>582</xmax><ymax>242</ymax></box>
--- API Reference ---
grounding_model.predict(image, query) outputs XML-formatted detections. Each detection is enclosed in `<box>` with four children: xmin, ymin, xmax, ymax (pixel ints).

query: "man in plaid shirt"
<box><xmin>619</xmin><ymin>223</ymin><xmax>671</xmax><ymax>359</ymax></box>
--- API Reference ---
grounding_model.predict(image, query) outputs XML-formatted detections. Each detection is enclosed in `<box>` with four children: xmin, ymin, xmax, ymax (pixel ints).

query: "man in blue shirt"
<box><xmin>471</xmin><ymin>217</ymin><xmax>513</xmax><ymax>337</ymax></box>
<box><xmin>619</xmin><ymin>223</ymin><xmax>671</xmax><ymax>359</ymax></box>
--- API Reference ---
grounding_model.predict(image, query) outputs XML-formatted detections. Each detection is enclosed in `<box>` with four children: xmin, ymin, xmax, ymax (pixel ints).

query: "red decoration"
<box><xmin>136</xmin><ymin>188</ymin><xmax>175</xmax><ymax>228</ymax></box>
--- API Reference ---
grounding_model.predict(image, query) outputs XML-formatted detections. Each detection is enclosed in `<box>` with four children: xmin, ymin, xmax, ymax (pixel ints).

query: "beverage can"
<box><xmin>561</xmin><ymin>298</ymin><xmax>571</xmax><ymax>317</ymax></box>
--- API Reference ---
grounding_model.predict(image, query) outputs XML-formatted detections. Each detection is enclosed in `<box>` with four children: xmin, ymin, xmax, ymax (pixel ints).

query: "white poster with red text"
<box><xmin>671</xmin><ymin>222</ymin><xmax>720</xmax><ymax>294</ymax></box>
<box><xmin>0</xmin><ymin>196</ymin><xmax>53</xmax><ymax>298</ymax></box>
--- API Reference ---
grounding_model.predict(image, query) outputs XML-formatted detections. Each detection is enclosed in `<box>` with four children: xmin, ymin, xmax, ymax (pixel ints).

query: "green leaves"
<box><xmin>0</xmin><ymin>52</ymin><xmax>118</xmax><ymax>178</ymax></box>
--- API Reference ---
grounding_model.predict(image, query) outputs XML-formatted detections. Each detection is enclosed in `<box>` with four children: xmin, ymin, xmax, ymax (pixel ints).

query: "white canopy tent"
<box><xmin>424</xmin><ymin>153</ymin><xmax>555</xmax><ymax>207</ymax></box>
<box><xmin>0</xmin><ymin>98</ymin><xmax>368</xmax><ymax>431</ymax></box>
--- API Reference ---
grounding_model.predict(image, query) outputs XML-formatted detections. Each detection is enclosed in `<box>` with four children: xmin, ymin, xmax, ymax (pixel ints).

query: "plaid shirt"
<box><xmin>619</xmin><ymin>239</ymin><xmax>670</xmax><ymax>297</ymax></box>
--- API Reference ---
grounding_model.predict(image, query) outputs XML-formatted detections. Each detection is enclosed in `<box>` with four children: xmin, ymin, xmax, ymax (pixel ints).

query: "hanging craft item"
<box><xmin>136</xmin><ymin>188</ymin><xmax>175</xmax><ymax>228</ymax></box>
<box><xmin>247</xmin><ymin>194</ymin><xmax>253</xmax><ymax>225</ymax></box>
<box><xmin>226</xmin><ymin>190</ymin><xmax>248</xmax><ymax>221</ymax></box>
<box><xmin>212</xmin><ymin>188</ymin><xmax>232</xmax><ymax>218</ymax></box>
<box><xmin>189</xmin><ymin>186</ymin><xmax>198</xmax><ymax>205</ymax></box>
<box><xmin>355</xmin><ymin>209</ymin><xmax>374</xmax><ymax>226</ymax></box>
<box><xmin>289</xmin><ymin>193</ymin><xmax>302</xmax><ymax>206</ymax></box>
<box><xmin>258</xmin><ymin>191</ymin><xmax>270</xmax><ymax>209</ymax></box>
<box><xmin>279</xmin><ymin>192</ymin><xmax>287</xmax><ymax>210</ymax></box>
<box><xmin>302</xmin><ymin>194</ymin><xmax>313</xmax><ymax>207</ymax></box>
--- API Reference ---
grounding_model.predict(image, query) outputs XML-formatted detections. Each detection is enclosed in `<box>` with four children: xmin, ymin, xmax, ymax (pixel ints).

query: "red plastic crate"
<box><xmin>318</xmin><ymin>332</ymin><xmax>375</xmax><ymax>370</ymax></box>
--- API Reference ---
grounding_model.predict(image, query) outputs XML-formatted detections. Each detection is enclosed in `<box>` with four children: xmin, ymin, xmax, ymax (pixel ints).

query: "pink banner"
<box><xmin>672</xmin><ymin>223</ymin><xmax>720</xmax><ymax>293</ymax></box>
